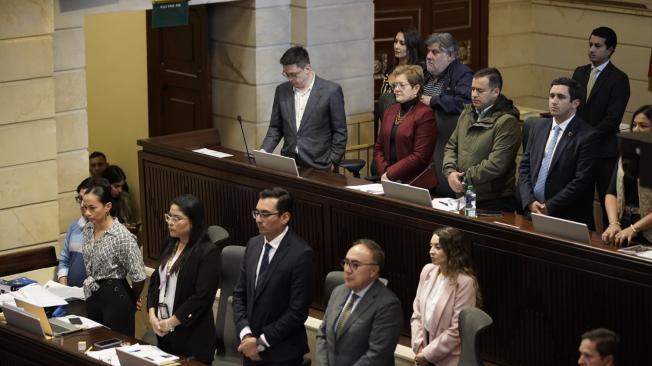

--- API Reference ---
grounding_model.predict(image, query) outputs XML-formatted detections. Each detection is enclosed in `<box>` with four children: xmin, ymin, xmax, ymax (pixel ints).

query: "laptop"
<box><xmin>381</xmin><ymin>180</ymin><xmax>433</xmax><ymax>207</ymax></box>
<box><xmin>1</xmin><ymin>303</ymin><xmax>46</xmax><ymax>337</ymax></box>
<box><xmin>252</xmin><ymin>150</ymin><xmax>299</xmax><ymax>177</ymax></box>
<box><xmin>13</xmin><ymin>298</ymin><xmax>81</xmax><ymax>336</ymax></box>
<box><xmin>531</xmin><ymin>213</ymin><xmax>592</xmax><ymax>244</ymax></box>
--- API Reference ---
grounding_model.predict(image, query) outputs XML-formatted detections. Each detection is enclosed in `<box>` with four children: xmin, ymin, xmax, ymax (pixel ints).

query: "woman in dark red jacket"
<box><xmin>374</xmin><ymin>64</ymin><xmax>438</xmax><ymax>189</ymax></box>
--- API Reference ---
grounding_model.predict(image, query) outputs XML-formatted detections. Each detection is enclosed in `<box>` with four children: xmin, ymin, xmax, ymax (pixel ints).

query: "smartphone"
<box><xmin>94</xmin><ymin>338</ymin><xmax>122</xmax><ymax>350</ymax></box>
<box><xmin>68</xmin><ymin>317</ymin><xmax>83</xmax><ymax>325</ymax></box>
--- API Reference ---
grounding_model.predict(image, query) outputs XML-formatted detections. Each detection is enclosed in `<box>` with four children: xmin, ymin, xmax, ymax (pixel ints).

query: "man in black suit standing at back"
<box><xmin>572</xmin><ymin>26</ymin><xmax>630</xmax><ymax>227</ymax></box>
<box><xmin>519</xmin><ymin>77</ymin><xmax>598</xmax><ymax>228</ymax></box>
<box><xmin>233</xmin><ymin>187</ymin><xmax>314</xmax><ymax>365</ymax></box>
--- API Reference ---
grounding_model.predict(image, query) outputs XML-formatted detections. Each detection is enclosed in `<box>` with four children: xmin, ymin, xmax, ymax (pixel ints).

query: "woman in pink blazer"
<box><xmin>411</xmin><ymin>227</ymin><xmax>480</xmax><ymax>366</ymax></box>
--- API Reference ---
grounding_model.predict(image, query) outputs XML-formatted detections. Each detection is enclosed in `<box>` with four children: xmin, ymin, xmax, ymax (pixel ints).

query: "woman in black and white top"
<box><xmin>147</xmin><ymin>194</ymin><xmax>221</xmax><ymax>364</ymax></box>
<box><xmin>81</xmin><ymin>177</ymin><xmax>146</xmax><ymax>337</ymax></box>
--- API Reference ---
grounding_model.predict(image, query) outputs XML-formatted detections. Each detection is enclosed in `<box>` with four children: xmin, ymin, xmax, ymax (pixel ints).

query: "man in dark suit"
<box><xmin>572</xmin><ymin>26</ymin><xmax>630</xmax><ymax>226</ymax></box>
<box><xmin>316</xmin><ymin>239</ymin><xmax>402</xmax><ymax>366</ymax></box>
<box><xmin>260</xmin><ymin>46</ymin><xmax>347</xmax><ymax>171</ymax></box>
<box><xmin>519</xmin><ymin>77</ymin><xmax>598</xmax><ymax>228</ymax></box>
<box><xmin>232</xmin><ymin>187</ymin><xmax>314</xmax><ymax>365</ymax></box>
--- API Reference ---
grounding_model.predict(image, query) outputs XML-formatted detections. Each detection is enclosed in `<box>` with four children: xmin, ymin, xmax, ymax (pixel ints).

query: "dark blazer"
<box><xmin>572</xmin><ymin>62</ymin><xmax>630</xmax><ymax>158</ymax></box>
<box><xmin>519</xmin><ymin>116</ymin><xmax>598</xmax><ymax>227</ymax></box>
<box><xmin>146</xmin><ymin>235</ymin><xmax>221</xmax><ymax>363</ymax></box>
<box><xmin>232</xmin><ymin>230</ymin><xmax>314</xmax><ymax>364</ymax></box>
<box><xmin>374</xmin><ymin>102</ymin><xmax>438</xmax><ymax>188</ymax></box>
<box><xmin>261</xmin><ymin>75</ymin><xmax>348</xmax><ymax>169</ymax></box>
<box><xmin>316</xmin><ymin>280</ymin><xmax>402</xmax><ymax>366</ymax></box>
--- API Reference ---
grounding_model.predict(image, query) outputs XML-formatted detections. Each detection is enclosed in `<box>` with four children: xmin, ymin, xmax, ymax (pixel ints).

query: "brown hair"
<box><xmin>391</xmin><ymin>65</ymin><xmax>424</xmax><ymax>97</ymax></box>
<box><xmin>432</xmin><ymin>227</ymin><xmax>482</xmax><ymax>306</ymax></box>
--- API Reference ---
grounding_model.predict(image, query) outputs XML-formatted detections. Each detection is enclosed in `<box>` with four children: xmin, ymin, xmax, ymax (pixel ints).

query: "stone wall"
<box><xmin>490</xmin><ymin>0</ymin><xmax>652</xmax><ymax>123</ymax></box>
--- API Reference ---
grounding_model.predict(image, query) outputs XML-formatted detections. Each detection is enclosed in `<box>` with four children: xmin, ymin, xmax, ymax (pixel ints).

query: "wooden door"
<box><xmin>374</xmin><ymin>0</ymin><xmax>488</xmax><ymax>99</ymax></box>
<box><xmin>146</xmin><ymin>5</ymin><xmax>213</xmax><ymax>138</ymax></box>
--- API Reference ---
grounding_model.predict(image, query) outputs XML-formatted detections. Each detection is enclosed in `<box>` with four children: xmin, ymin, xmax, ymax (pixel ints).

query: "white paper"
<box><xmin>16</xmin><ymin>283</ymin><xmax>67</xmax><ymax>307</ymax></box>
<box><xmin>56</xmin><ymin>314</ymin><xmax>103</xmax><ymax>330</ymax></box>
<box><xmin>192</xmin><ymin>148</ymin><xmax>233</xmax><ymax>158</ymax></box>
<box><xmin>118</xmin><ymin>344</ymin><xmax>180</xmax><ymax>365</ymax></box>
<box><xmin>43</xmin><ymin>280</ymin><xmax>85</xmax><ymax>300</ymax></box>
<box><xmin>432</xmin><ymin>197</ymin><xmax>464</xmax><ymax>212</ymax></box>
<box><xmin>86</xmin><ymin>348</ymin><xmax>120</xmax><ymax>366</ymax></box>
<box><xmin>636</xmin><ymin>250</ymin><xmax>652</xmax><ymax>259</ymax></box>
<box><xmin>0</xmin><ymin>293</ymin><xmax>17</xmax><ymax>307</ymax></box>
<box><xmin>346</xmin><ymin>183</ymin><xmax>384</xmax><ymax>195</ymax></box>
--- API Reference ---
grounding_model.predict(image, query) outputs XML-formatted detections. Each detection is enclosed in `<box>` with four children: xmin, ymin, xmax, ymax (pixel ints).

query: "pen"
<box><xmin>493</xmin><ymin>221</ymin><xmax>520</xmax><ymax>229</ymax></box>
<box><xmin>85</xmin><ymin>346</ymin><xmax>93</xmax><ymax>353</ymax></box>
<box><xmin>440</xmin><ymin>202</ymin><xmax>449</xmax><ymax>206</ymax></box>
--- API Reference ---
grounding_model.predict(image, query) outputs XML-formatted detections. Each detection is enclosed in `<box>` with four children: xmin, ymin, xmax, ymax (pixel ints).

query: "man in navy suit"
<box><xmin>232</xmin><ymin>187</ymin><xmax>314</xmax><ymax>365</ymax></box>
<box><xmin>261</xmin><ymin>46</ymin><xmax>347</xmax><ymax>171</ymax></box>
<box><xmin>519</xmin><ymin>77</ymin><xmax>598</xmax><ymax>228</ymax></box>
<box><xmin>572</xmin><ymin>27</ymin><xmax>630</xmax><ymax>227</ymax></box>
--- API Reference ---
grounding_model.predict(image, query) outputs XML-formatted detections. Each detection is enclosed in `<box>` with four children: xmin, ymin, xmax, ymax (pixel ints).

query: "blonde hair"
<box><xmin>391</xmin><ymin>65</ymin><xmax>424</xmax><ymax>97</ymax></box>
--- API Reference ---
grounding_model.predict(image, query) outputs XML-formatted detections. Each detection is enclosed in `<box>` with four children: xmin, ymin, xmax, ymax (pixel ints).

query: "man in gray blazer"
<box><xmin>316</xmin><ymin>239</ymin><xmax>402</xmax><ymax>366</ymax></box>
<box><xmin>260</xmin><ymin>46</ymin><xmax>347</xmax><ymax>170</ymax></box>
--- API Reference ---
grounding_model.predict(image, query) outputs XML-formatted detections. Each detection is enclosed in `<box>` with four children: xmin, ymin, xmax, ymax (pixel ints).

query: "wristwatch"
<box><xmin>256</xmin><ymin>337</ymin><xmax>266</xmax><ymax>353</ymax></box>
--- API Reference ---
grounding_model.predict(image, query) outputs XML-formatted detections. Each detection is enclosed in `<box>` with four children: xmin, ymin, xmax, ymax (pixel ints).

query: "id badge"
<box><xmin>158</xmin><ymin>303</ymin><xmax>170</xmax><ymax>319</ymax></box>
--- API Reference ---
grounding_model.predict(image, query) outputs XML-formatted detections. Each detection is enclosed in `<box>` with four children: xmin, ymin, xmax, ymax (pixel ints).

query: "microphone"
<box><xmin>237</xmin><ymin>115</ymin><xmax>254</xmax><ymax>164</ymax></box>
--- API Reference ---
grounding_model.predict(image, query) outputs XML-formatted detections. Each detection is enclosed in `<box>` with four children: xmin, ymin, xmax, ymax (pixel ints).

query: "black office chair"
<box><xmin>207</xmin><ymin>225</ymin><xmax>229</xmax><ymax>246</ymax></box>
<box><xmin>458</xmin><ymin>307</ymin><xmax>493</xmax><ymax>366</ymax></box>
<box><xmin>339</xmin><ymin>159</ymin><xmax>366</xmax><ymax>178</ymax></box>
<box><xmin>214</xmin><ymin>245</ymin><xmax>245</xmax><ymax>365</ymax></box>
<box><xmin>323</xmin><ymin>271</ymin><xmax>388</xmax><ymax>304</ymax></box>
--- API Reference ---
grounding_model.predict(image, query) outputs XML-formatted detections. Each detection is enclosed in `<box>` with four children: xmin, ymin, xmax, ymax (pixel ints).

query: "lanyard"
<box><xmin>160</xmin><ymin>243</ymin><xmax>182</xmax><ymax>301</ymax></box>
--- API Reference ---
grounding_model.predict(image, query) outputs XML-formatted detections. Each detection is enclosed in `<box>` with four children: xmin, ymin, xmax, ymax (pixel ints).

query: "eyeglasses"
<box><xmin>281</xmin><ymin>69</ymin><xmax>304</xmax><ymax>79</ymax></box>
<box><xmin>340</xmin><ymin>259</ymin><xmax>377</xmax><ymax>272</ymax></box>
<box><xmin>164</xmin><ymin>213</ymin><xmax>186</xmax><ymax>224</ymax></box>
<box><xmin>251</xmin><ymin>210</ymin><xmax>280</xmax><ymax>220</ymax></box>
<box><xmin>391</xmin><ymin>82</ymin><xmax>412</xmax><ymax>90</ymax></box>
<box><xmin>74</xmin><ymin>195</ymin><xmax>83</xmax><ymax>204</ymax></box>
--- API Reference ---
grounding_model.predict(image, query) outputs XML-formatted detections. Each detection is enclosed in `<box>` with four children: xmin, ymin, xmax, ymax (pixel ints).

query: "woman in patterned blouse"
<box><xmin>81</xmin><ymin>177</ymin><xmax>146</xmax><ymax>337</ymax></box>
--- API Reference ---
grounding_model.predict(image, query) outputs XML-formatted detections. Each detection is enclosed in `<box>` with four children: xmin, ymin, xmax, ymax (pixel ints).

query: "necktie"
<box><xmin>256</xmin><ymin>243</ymin><xmax>272</xmax><ymax>287</ymax></box>
<box><xmin>586</xmin><ymin>67</ymin><xmax>599</xmax><ymax>100</ymax></box>
<box><xmin>336</xmin><ymin>293</ymin><xmax>358</xmax><ymax>334</ymax></box>
<box><xmin>533</xmin><ymin>125</ymin><xmax>562</xmax><ymax>202</ymax></box>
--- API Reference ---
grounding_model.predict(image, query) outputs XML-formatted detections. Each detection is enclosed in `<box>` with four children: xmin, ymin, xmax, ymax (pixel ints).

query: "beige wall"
<box><xmin>490</xmin><ymin>0</ymin><xmax>652</xmax><ymax>123</ymax></box>
<box><xmin>85</xmin><ymin>11</ymin><xmax>149</xmax><ymax>208</ymax></box>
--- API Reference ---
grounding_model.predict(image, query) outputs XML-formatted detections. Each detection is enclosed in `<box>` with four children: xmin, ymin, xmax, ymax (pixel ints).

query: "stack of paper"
<box><xmin>346</xmin><ymin>183</ymin><xmax>384</xmax><ymax>195</ymax></box>
<box><xmin>432</xmin><ymin>197</ymin><xmax>464</xmax><ymax>212</ymax></box>
<box><xmin>43</xmin><ymin>280</ymin><xmax>85</xmax><ymax>300</ymax></box>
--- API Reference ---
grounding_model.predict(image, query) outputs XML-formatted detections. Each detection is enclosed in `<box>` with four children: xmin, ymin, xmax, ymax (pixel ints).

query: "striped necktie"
<box><xmin>335</xmin><ymin>293</ymin><xmax>358</xmax><ymax>334</ymax></box>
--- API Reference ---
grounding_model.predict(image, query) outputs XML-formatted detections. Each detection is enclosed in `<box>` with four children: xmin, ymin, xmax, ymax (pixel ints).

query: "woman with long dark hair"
<box><xmin>147</xmin><ymin>194</ymin><xmax>221</xmax><ymax>364</ymax></box>
<box><xmin>82</xmin><ymin>178</ymin><xmax>146</xmax><ymax>336</ymax></box>
<box><xmin>602</xmin><ymin>105</ymin><xmax>652</xmax><ymax>245</ymax></box>
<box><xmin>411</xmin><ymin>227</ymin><xmax>481</xmax><ymax>366</ymax></box>
<box><xmin>103</xmin><ymin>165</ymin><xmax>140</xmax><ymax>232</ymax></box>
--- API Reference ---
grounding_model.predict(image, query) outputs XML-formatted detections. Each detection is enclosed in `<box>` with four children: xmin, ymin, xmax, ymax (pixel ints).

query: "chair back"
<box><xmin>458</xmin><ymin>307</ymin><xmax>493</xmax><ymax>366</ymax></box>
<box><xmin>207</xmin><ymin>225</ymin><xmax>230</xmax><ymax>246</ymax></box>
<box><xmin>215</xmin><ymin>245</ymin><xmax>245</xmax><ymax>359</ymax></box>
<box><xmin>323</xmin><ymin>271</ymin><xmax>388</xmax><ymax>304</ymax></box>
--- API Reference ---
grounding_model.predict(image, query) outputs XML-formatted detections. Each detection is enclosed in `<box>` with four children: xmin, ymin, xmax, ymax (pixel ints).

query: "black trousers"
<box><xmin>596</xmin><ymin>157</ymin><xmax>618</xmax><ymax>227</ymax></box>
<box><xmin>86</xmin><ymin>278</ymin><xmax>136</xmax><ymax>336</ymax></box>
<box><xmin>244</xmin><ymin>357</ymin><xmax>303</xmax><ymax>366</ymax></box>
<box><xmin>478</xmin><ymin>196</ymin><xmax>518</xmax><ymax>213</ymax></box>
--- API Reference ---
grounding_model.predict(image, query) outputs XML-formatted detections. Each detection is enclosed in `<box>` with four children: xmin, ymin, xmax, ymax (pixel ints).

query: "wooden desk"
<box><xmin>138</xmin><ymin>129</ymin><xmax>651</xmax><ymax>366</ymax></box>
<box><xmin>0</xmin><ymin>320</ymin><xmax>205</xmax><ymax>365</ymax></box>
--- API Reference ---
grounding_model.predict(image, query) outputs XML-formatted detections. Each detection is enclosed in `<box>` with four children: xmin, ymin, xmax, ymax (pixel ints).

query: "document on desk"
<box><xmin>116</xmin><ymin>344</ymin><xmax>180</xmax><ymax>365</ymax></box>
<box><xmin>192</xmin><ymin>148</ymin><xmax>233</xmax><ymax>158</ymax></box>
<box><xmin>56</xmin><ymin>314</ymin><xmax>103</xmax><ymax>329</ymax></box>
<box><xmin>346</xmin><ymin>183</ymin><xmax>384</xmax><ymax>195</ymax></box>
<box><xmin>43</xmin><ymin>280</ymin><xmax>85</xmax><ymax>300</ymax></box>
<box><xmin>432</xmin><ymin>197</ymin><xmax>464</xmax><ymax>212</ymax></box>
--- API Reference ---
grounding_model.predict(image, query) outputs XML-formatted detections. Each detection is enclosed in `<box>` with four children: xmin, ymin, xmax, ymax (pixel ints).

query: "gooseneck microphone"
<box><xmin>237</xmin><ymin>115</ymin><xmax>255</xmax><ymax>164</ymax></box>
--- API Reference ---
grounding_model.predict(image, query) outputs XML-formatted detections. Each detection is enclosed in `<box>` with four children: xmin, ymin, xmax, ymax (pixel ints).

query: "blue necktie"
<box><xmin>533</xmin><ymin>125</ymin><xmax>562</xmax><ymax>202</ymax></box>
<box><xmin>256</xmin><ymin>243</ymin><xmax>272</xmax><ymax>287</ymax></box>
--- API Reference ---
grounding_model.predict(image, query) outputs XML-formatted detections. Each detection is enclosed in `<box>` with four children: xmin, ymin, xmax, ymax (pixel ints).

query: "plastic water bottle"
<box><xmin>465</xmin><ymin>184</ymin><xmax>477</xmax><ymax>218</ymax></box>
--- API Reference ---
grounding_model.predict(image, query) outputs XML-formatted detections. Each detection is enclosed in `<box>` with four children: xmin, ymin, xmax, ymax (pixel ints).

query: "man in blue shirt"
<box><xmin>57</xmin><ymin>177</ymin><xmax>92</xmax><ymax>287</ymax></box>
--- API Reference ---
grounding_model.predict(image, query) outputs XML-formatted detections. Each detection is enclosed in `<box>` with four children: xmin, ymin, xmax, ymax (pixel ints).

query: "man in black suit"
<box><xmin>261</xmin><ymin>46</ymin><xmax>347</xmax><ymax>171</ymax></box>
<box><xmin>572</xmin><ymin>26</ymin><xmax>630</xmax><ymax>226</ymax></box>
<box><xmin>232</xmin><ymin>187</ymin><xmax>314</xmax><ymax>365</ymax></box>
<box><xmin>519</xmin><ymin>77</ymin><xmax>598</xmax><ymax>228</ymax></box>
